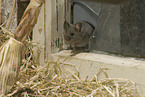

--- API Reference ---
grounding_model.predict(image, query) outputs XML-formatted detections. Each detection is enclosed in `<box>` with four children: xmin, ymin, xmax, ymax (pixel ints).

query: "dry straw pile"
<box><xmin>0</xmin><ymin>39</ymin><xmax>140</xmax><ymax>96</ymax></box>
<box><xmin>7</xmin><ymin>58</ymin><xmax>141</xmax><ymax>97</ymax></box>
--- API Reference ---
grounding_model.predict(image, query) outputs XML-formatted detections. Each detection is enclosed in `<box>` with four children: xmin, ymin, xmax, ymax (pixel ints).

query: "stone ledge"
<box><xmin>52</xmin><ymin>50</ymin><xmax>145</xmax><ymax>96</ymax></box>
<box><xmin>52</xmin><ymin>50</ymin><xmax>145</xmax><ymax>68</ymax></box>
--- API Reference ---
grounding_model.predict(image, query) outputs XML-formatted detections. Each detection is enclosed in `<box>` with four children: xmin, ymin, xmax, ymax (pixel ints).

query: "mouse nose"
<box><xmin>64</xmin><ymin>36</ymin><xmax>71</xmax><ymax>41</ymax></box>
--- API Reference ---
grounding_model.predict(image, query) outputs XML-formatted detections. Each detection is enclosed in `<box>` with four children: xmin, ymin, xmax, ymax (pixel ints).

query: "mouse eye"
<box><xmin>70</xmin><ymin>33</ymin><xmax>74</xmax><ymax>36</ymax></box>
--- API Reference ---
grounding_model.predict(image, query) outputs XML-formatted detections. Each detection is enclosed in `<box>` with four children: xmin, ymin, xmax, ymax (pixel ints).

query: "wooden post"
<box><xmin>33</xmin><ymin>0</ymin><xmax>71</xmax><ymax>65</ymax></box>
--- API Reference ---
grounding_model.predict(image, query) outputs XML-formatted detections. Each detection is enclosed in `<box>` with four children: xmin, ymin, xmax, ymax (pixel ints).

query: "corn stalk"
<box><xmin>0</xmin><ymin>0</ymin><xmax>45</xmax><ymax>95</ymax></box>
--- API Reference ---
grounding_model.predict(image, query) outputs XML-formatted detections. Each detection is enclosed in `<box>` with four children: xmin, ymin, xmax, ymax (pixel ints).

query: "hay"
<box><xmin>0</xmin><ymin>26</ymin><xmax>13</xmax><ymax>47</ymax></box>
<box><xmin>0</xmin><ymin>32</ymin><xmax>9</xmax><ymax>47</ymax></box>
<box><xmin>5</xmin><ymin>54</ymin><xmax>141</xmax><ymax>97</ymax></box>
<box><xmin>0</xmin><ymin>38</ymin><xmax>26</xmax><ymax>95</ymax></box>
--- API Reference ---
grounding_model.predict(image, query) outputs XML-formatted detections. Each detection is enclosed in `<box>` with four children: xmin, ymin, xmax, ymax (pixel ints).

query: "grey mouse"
<box><xmin>63</xmin><ymin>21</ymin><xmax>94</xmax><ymax>50</ymax></box>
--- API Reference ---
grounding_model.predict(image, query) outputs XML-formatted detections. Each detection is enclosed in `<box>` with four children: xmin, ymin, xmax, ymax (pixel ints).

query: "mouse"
<box><xmin>63</xmin><ymin>21</ymin><xmax>95</xmax><ymax>50</ymax></box>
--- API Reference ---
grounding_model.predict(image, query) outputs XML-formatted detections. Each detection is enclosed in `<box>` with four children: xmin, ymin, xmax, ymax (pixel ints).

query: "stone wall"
<box><xmin>1</xmin><ymin>0</ymin><xmax>17</xmax><ymax>33</ymax></box>
<box><xmin>1</xmin><ymin>0</ymin><xmax>29</xmax><ymax>33</ymax></box>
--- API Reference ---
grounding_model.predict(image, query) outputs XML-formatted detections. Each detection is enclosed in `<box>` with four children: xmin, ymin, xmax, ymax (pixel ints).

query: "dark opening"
<box><xmin>72</xmin><ymin>0</ymin><xmax>145</xmax><ymax>58</ymax></box>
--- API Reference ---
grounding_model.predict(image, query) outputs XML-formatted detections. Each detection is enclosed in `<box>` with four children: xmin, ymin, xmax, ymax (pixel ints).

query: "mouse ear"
<box><xmin>64</xmin><ymin>21</ymin><xmax>70</xmax><ymax>31</ymax></box>
<box><xmin>75</xmin><ymin>23</ymin><xmax>82</xmax><ymax>32</ymax></box>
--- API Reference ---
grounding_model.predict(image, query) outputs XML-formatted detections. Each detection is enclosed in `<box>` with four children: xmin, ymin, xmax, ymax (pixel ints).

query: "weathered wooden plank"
<box><xmin>33</xmin><ymin>0</ymin><xmax>71</xmax><ymax>64</ymax></box>
<box><xmin>57</xmin><ymin>0</ymin><xmax>65</xmax><ymax>51</ymax></box>
<box><xmin>33</xmin><ymin>2</ymin><xmax>45</xmax><ymax>65</ymax></box>
<box><xmin>45</xmin><ymin>0</ymin><xmax>52</xmax><ymax>60</ymax></box>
